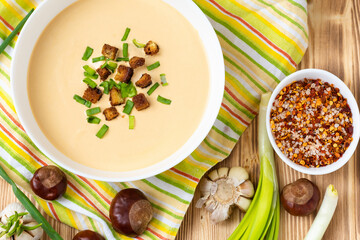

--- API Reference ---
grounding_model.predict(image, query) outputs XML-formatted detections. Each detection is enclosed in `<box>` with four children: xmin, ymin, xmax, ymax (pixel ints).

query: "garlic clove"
<box><xmin>237</xmin><ymin>180</ymin><xmax>255</xmax><ymax>198</ymax></box>
<box><xmin>204</xmin><ymin>197</ymin><xmax>218</xmax><ymax>213</ymax></box>
<box><xmin>228</xmin><ymin>167</ymin><xmax>249</xmax><ymax>185</ymax></box>
<box><xmin>21</xmin><ymin>213</ymin><xmax>35</xmax><ymax>224</ymax></box>
<box><xmin>210</xmin><ymin>204</ymin><xmax>232</xmax><ymax>224</ymax></box>
<box><xmin>24</xmin><ymin>222</ymin><xmax>43</xmax><ymax>240</ymax></box>
<box><xmin>207</xmin><ymin>169</ymin><xmax>220</xmax><ymax>181</ymax></box>
<box><xmin>235</xmin><ymin>197</ymin><xmax>252</xmax><ymax>212</ymax></box>
<box><xmin>0</xmin><ymin>203</ymin><xmax>43</xmax><ymax>240</ymax></box>
<box><xmin>195</xmin><ymin>197</ymin><xmax>208</xmax><ymax>209</ymax></box>
<box><xmin>0</xmin><ymin>203</ymin><xmax>27</xmax><ymax>224</ymax></box>
<box><xmin>217</xmin><ymin>167</ymin><xmax>229</xmax><ymax>179</ymax></box>
<box><xmin>13</xmin><ymin>231</ymin><xmax>33</xmax><ymax>240</ymax></box>
<box><xmin>199</xmin><ymin>178</ymin><xmax>213</xmax><ymax>197</ymax></box>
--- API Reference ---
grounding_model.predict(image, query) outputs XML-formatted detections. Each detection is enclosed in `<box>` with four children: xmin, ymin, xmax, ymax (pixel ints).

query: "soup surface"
<box><xmin>28</xmin><ymin>0</ymin><xmax>210</xmax><ymax>171</ymax></box>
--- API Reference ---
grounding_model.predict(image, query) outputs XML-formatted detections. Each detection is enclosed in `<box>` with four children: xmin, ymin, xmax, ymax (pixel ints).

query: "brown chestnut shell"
<box><xmin>280</xmin><ymin>178</ymin><xmax>320</xmax><ymax>216</ymax></box>
<box><xmin>109</xmin><ymin>188</ymin><xmax>153</xmax><ymax>236</ymax></box>
<box><xmin>30</xmin><ymin>165</ymin><xmax>67</xmax><ymax>201</ymax></box>
<box><xmin>73</xmin><ymin>230</ymin><xmax>105</xmax><ymax>240</ymax></box>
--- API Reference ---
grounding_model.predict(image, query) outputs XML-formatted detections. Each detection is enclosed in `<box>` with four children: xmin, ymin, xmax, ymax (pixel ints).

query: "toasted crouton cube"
<box><xmin>144</xmin><ymin>41</ymin><xmax>159</xmax><ymax>56</ymax></box>
<box><xmin>114</xmin><ymin>65</ymin><xmax>133</xmax><ymax>83</ymax></box>
<box><xmin>83</xmin><ymin>87</ymin><xmax>102</xmax><ymax>103</ymax></box>
<box><xmin>133</xmin><ymin>93</ymin><xmax>150</xmax><ymax>111</ymax></box>
<box><xmin>103</xmin><ymin>107</ymin><xmax>119</xmax><ymax>121</ymax></box>
<box><xmin>102</xmin><ymin>44</ymin><xmax>118</xmax><ymax>60</ymax></box>
<box><xmin>135</xmin><ymin>73</ymin><xmax>152</xmax><ymax>88</ymax></box>
<box><xmin>129</xmin><ymin>56</ymin><xmax>145</xmax><ymax>69</ymax></box>
<box><xmin>96</xmin><ymin>67</ymin><xmax>111</xmax><ymax>81</ymax></box>
<box><xmin>109</xmin><ymin>87</ymin><xmax>125</xmax><ymax>106</ymax></box>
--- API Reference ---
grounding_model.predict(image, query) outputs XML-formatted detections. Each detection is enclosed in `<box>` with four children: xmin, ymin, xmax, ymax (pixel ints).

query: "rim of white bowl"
<box><xmin>266</xmin><ymin>69</ymin><xmax>360</xmax><ymax>175</ymax></box>
<box><xmin>11</xmin><ymin>0</ymin><xmax>225</xmax><ymax>182</ymax></box>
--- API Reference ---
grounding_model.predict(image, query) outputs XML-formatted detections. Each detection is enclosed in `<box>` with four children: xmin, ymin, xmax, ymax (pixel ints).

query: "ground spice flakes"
<box><xmin>270</xmin><ymin>78</ymin><xmax>353</xmax><ymax>168</ymax></box>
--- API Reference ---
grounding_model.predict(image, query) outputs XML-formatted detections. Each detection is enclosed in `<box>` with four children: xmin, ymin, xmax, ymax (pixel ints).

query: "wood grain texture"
<box><xmin>177</xmin><ymin>0</ymin><xmax>360</xmax><ymax>239</ymax></box>
<box><xmin>0</xmin><ymin>0</ymin><xmax>359</xmax><ymax>239</ymax></box>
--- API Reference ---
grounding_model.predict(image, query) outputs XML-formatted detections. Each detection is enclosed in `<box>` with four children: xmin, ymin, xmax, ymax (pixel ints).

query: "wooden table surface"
<box><xmin>1</xmin><ymin>0</ymin><xmax>359</xmax><ymax>239</ymax></box>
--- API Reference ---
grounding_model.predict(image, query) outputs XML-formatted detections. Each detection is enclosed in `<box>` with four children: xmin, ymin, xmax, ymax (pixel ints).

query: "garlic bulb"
<box><xmin>196</xmin><ymin>167</ymin><xmax>255</xmax><ymax>224</ymax></box>
<box><xmin>0</xmin><ymin>203</ymin><xmax>43</xmax><ymax>240</ymax></box>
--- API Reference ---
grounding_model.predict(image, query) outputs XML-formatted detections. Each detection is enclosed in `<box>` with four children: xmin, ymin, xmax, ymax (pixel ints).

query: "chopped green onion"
<box><xmin>0</xmin><ymin>9</ymin><xmax>34</xmax><ymax>55</ymax></box>
<box><xmin>99</xmin><ymin>81</ymin><xmax>110</xmax><ymax>94</ymax></box>
<box><xmin>120</xmin><ymin>82</ymin><xmax>137</xmax><ymax>98</ymax></box>
<box><xmin>86</xmin><ymin>107</ymin><xmax>101</xmax><ymax>116</ymax></box>
<box><xmin>147</xmin><ymin>61</ymin><xmax>160</xmax><ymax>71</ymax></box>
<box><xmin>116</xmin><ymin>57</ymin><xmax>129</xmax><ymax>62</ymax></box>
<box><xmin>121</xmin><ymin>27</ymin><xmax>131</xmax><ymax>41</ymax></box>
<box><xmin>101</xmin><ymin>58</ymin><xmax>109</xmax><ymax>69</ymax></box>
<box><xmin>123</xmin><ymin>100</ymin><xmax>134</xmax><ymax>115</ymax></box>
<box><xmin>73</xmin><ymin>95</ymin><xmax>91</xmax><ymax>108</ymax></box>
<box><xmin>83</xmin><ymin>65</ymin><xmax>96</xmax><ymax>75</ymax></box>
<box><xmin>0</xmin><ymin>165</ymin><xmax>63</xmax><ymax>240</ymax></box>
<box><xmin>129</xmin><ymin>116</ymin><xmax>135</xmax><ymax>129</ymax></box>
<box><xmin>84</xmin><ymin>72</ymin><xmax>99</xmax><ymax>80</ymax></box>
<box><xmin>96</xmin><ymin>124</ymin><xmax>109</xmax><ymax>138</ymax></box>
<box><xmin>87</xmin><ymin>116</ymin><xmax>101</xmax><ymax>124</ymax></box>
<box><xmin>157</xmin><ymin>95</ymin><xmax>171</xmax><ymax>105</ymax></box>
<box><xmin>108</xmin><ymin>79</ymin><xmax>120</xmax><ymax>90</ymax></box>
<box><xmin>123</xmin><ymin>43</ymin><xmax>129</xmax><ymax>58</ymax></box>
<box><xmin>147</xmin><ymin>82</ymin><xmax>160</xmax><ymax>96</ymax></box>
<box><xmin>160</xmin><ymin>73</ymin><xmax>168</xmax><ymax>86</ymax></box>
<box><xmin>92</xmin><ymin>56</ymin><xmax>105</xmax><ymax>63</ymax></box>
<box><xmin>82</xmin><ymin>46</ymin><xmax>93</xmax><ymax>61</ymax></box>
<box><xmin>83</xmin><ymin>78</ymin><xmax>97</xmax><ymax>88</ymax></box>
<box><xmin>106</xmin><ymin>62</ymin><xmax>117</xmax><ymax>73</ymax></box>
<box><xmin>133</xmin><ymin>39</ymin><xmax>146</xmax><ymax>48</ymax></box>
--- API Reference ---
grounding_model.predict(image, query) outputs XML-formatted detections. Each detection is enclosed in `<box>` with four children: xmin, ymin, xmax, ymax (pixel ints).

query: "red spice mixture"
<box><xmin>270</xmin><ymin>79</ymin><xmax>353</xmax><ymax>167</ymax></box>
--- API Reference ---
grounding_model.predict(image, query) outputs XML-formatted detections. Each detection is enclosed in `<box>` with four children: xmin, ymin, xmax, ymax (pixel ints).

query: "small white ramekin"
<box><xmin>266</xmin><ymin>69</ymin><xmax>360</xmax><ymax>175</ymax></box>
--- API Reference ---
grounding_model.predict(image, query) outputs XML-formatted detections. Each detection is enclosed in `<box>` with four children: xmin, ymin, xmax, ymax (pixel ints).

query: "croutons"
<box><xmin>133</xmin><ymin>93</ymin><xmax>150</xmax><ymax>111</ymax></box>
<box><xmin>129</xmin><ymin>57</ymin><xmax>145</xmax><ymax>69</ymax></box>
<box><xmin>103</xmin><ymin>107</ymin><xmax>119</xmax><ymax>121</ymax></box>
<box><xmin>96</xmin><ymin>67</ymin><xmax>111</xmax><ymax>81</ymax></box>
<box><xmin>102</xmin><ymin>44</ymin><xmax>118</xmax><ymax>60</ymax></box>
<box><xmin>83</xmin><ymin>87</ymin><xmax>102</xmax><ymax>104</ymax></box>
<box><xmin>135</xmin><ymin>73</ymin><xmax>152</xmax><ymax>88</ymax></box>
<box><xmin>144</xmin><ymin>41</ymin><xmax>159</xmax><ymax>56</ymax></box>
<box><xmin>114</xmin><ymin>65</ymin><xmax>133</xmax><ymax>83</ymax></box>
<box><xmin>109</xmin><ymin>87</ymin><xmax>125</xmax><ymax>106</ymax></box>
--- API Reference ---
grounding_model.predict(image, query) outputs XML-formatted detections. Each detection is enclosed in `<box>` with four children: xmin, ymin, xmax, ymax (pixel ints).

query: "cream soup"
<box><xmin>28</xmin><ymin>0</ymin><xmax>210</xmax><ymax>172</ymax></box>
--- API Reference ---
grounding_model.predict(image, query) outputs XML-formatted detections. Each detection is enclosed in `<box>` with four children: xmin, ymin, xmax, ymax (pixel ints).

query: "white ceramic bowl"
<box><xmin>11</xmin><ymin>0</ymin><xmax>225</xmax><ymax>182</ymax></box>
<box><xmin>266</xmin><ymin>69</ymin><xmax>360</xmax><ymax>175</ymax></box>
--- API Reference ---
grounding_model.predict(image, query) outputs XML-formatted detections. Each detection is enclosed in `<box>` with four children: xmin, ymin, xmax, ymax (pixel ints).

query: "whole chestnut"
<box><xmin>73</xmin><ymin>230</ymin><xmax>105</xmax><ymax>240</ymax></box>
<box><xmin>109</xmin><ymin>188</ymin><xmax>153</xmax><ymax>236</ymax></box>
<box><xmin>30</xmin><ymin>165</ymin><xmax>67</xmax><ymax>200</ymax></box>
<box><xmin>281</xmin><ymin>178</ymin><xmax>320</xmax><ymax>216</ymax></box>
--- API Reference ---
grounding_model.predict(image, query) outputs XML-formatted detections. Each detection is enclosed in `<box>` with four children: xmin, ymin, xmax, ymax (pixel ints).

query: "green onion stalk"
<box><xmin>228</xmin><ymin>92</ymin><xmax>280</xmax><ymax>240</ymax></box>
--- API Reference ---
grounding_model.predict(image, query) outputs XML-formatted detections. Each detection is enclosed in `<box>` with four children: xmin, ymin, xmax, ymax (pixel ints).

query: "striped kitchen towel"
<box><xmin>0</xmin><ymin>0</ymin><xmax>308</xmax><ymax>239</ymax></box>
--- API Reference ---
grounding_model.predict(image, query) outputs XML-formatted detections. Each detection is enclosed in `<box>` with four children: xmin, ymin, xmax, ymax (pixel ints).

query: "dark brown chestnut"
<box><xmin>30</xmin><ymin>165</ymin><xmax>67</xmax><ymax>200</ymax></box>
<box><xmin>281</xmin><ymin>178</ymin><xmax>320</xmax><ymax>216</ymax></box>
<box><xmin>73</xmin><ymin>230</ymin><xmax>105</xmax><ymax>240</ymax></box>
<box><xmin>109</xmin><ymin>188</ymin><xmax>153</xmax><ymax>236</ymax></box>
